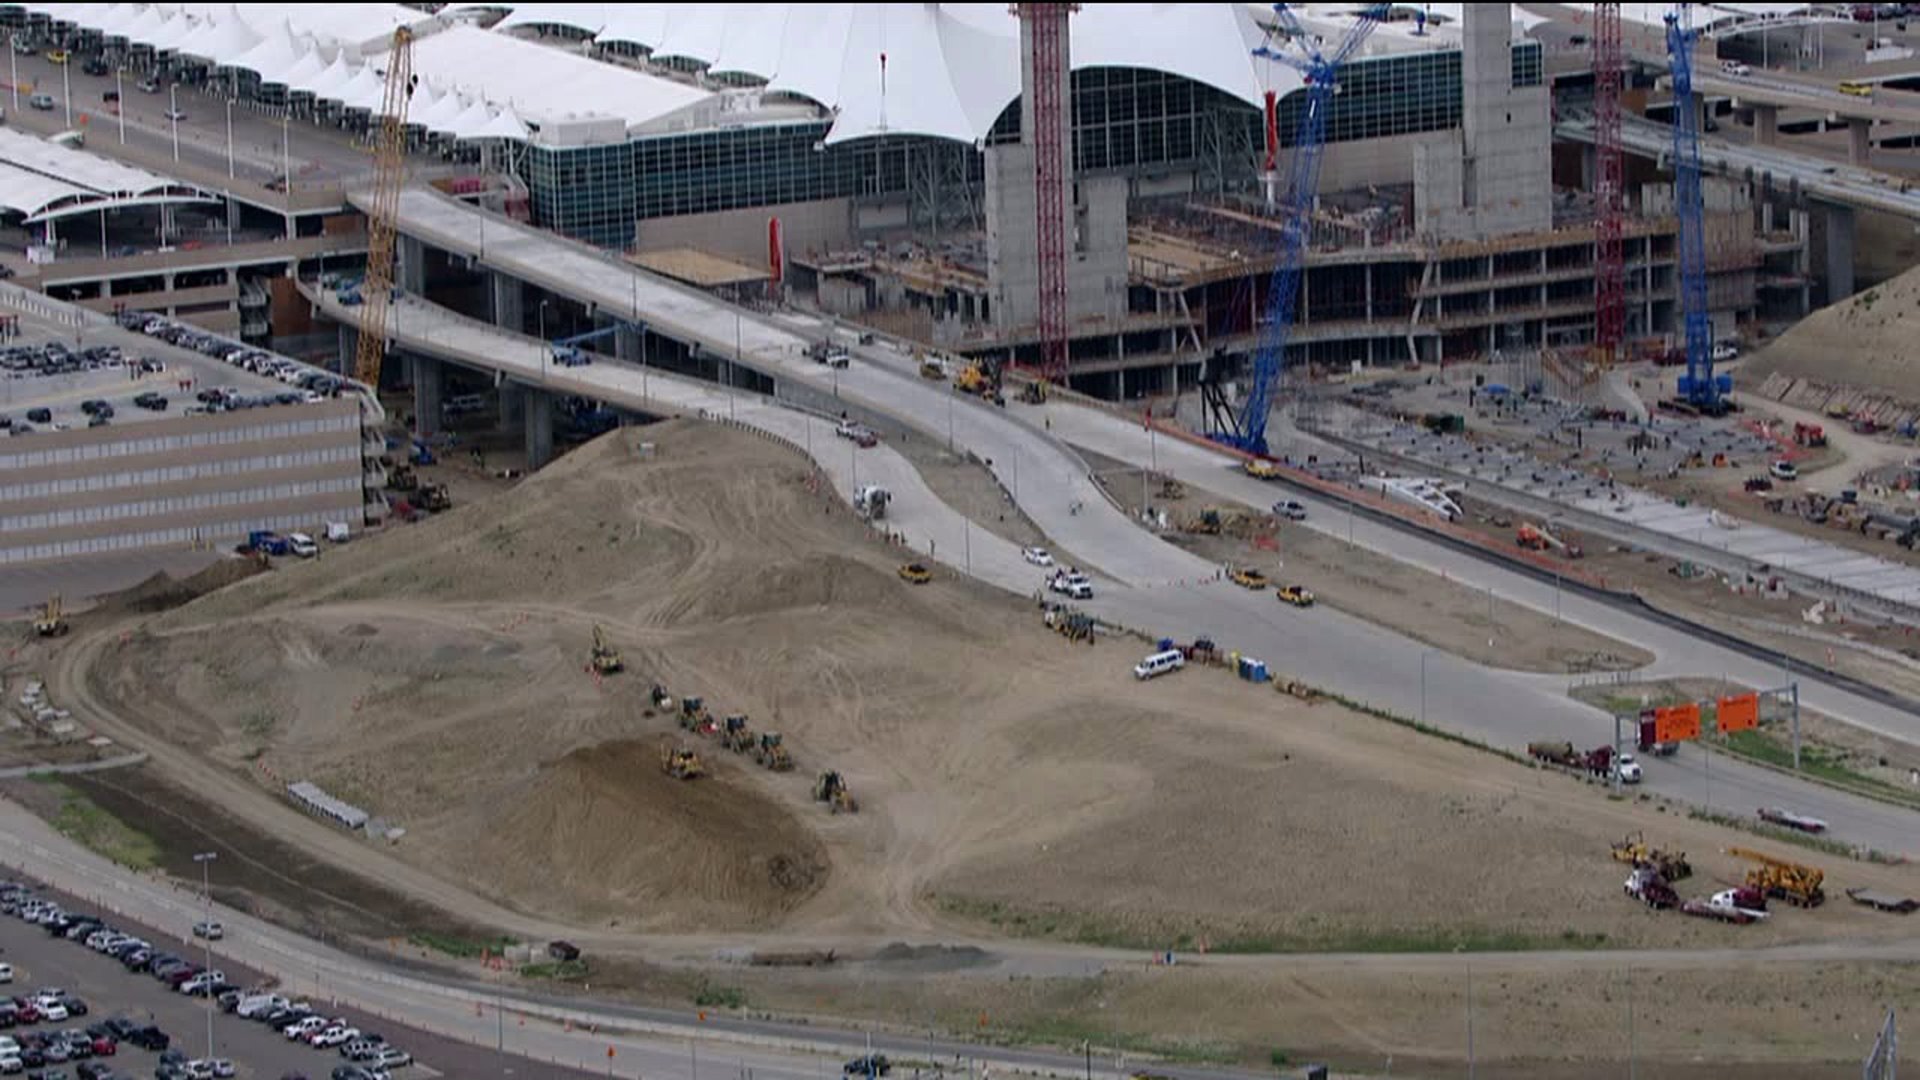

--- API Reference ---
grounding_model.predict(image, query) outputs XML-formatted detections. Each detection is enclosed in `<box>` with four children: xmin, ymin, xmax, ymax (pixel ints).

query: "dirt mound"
<box><xmin>435</xmin><ymin>740</ymin><xmax>827</xmax><ymax>930</ymax></box>
<box><xmin>94</xmin><ymin>557</ymin><xmax>267</xmax><ymax>614</ymax></box>
<box><xmin>1745</xmin><ymin>261</ymin><xmax>1920</xmax><ymax>403</ymax></box>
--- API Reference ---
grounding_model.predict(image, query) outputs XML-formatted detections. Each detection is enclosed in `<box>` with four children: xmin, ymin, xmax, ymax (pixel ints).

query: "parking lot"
<box><xmin>0</xmin><ymin>877</ymin><xmax>603</xmax><ymax>1080</ymax></box>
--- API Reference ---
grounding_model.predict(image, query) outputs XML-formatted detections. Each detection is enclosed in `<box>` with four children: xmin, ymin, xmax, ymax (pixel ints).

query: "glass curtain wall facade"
<box><xmin>521</xmin><ymin>43</ymin><xmax>1541</xmax><ymax>248</ymax></box>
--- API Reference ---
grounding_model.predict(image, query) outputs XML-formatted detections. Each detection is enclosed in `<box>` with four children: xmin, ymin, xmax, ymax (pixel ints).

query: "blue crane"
<box><xmin>1665</xmin><ymin>5</ymin><xmax>1730</xmax><ymax>414</ymax></box>
<box><xmin>548</xmin><ymin>323</ymin><xmax>631</xmax><ymax>368</ymax></box>
<box><xmin>1205</xmin><ymin>3</ymin><xmax>1387</xmax><ymax>456</ymax></box>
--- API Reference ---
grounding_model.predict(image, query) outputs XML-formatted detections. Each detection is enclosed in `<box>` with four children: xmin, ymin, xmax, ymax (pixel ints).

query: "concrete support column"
<box><xmin>1579</xmin><ymin>143</ymin><xmax>1597</xmax><ymax>193</ymax></box>
<box><xmin>499</xmin><ymin>381</ymin><xmax>524</xmax><ymax>432</ymax></box>
<box><xmin>1754</xmin><ymin>103</ymin><xmax>1779</xmax><ymax>146</ymax></box>
<box><xmin>411</xmin><ymin>354</ymin><xmax>443</xmax><ymax>438</ymax></box>
<box><xmin>525</xmin><ymin>387</ymin><xmax>554</xmax><ymax>469</ymax></box>
<box><xmin>1821</xmin><ymin>202</ymin><xmax>1856</xmax><ymax>304</ymax></box>
<box><xmin>489</xmin><ymin>271</ymin><xmax>525</xmax><ymax>332</ymax></box>
<box><xmin>615</xmin><ymin>324</ymin><xmax>641</xmax><ymax>362</ymax></box>
<box><xmin>336</xmin><ymin>323</ymin><xmax>358</xmax><ymax>377</ymax></box>
<box><xmin>1849</xmin><ymin>118</ymin><xmax>1872</xmax><ymax>165</ymax></box>
<box><xmin>1364</xmin><ymin>263</ymin><xmax>1374</xmax><ymax>322</ymax></box>
<box><xmin>396</xmin><ymin>234</ymin><xmax>426</xmax><ymax>296</ymax></box>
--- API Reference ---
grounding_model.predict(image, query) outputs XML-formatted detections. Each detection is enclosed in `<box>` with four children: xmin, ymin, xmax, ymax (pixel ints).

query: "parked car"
<box><xmin>190</xmin><ymin>921</ymin><xmax>222</xmax><ymax>941</ymax></box>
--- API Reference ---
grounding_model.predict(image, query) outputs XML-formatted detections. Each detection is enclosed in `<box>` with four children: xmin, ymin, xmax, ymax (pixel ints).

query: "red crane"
<box><xmin>1015</xmin><ymin>3</ymin><xmax>1076</xmax><ymax>383</ymax></box>
<box><xmin>1593</xmin><ymin>1</ymin><xmax>1626</xmax><ymax>366</ymax></box>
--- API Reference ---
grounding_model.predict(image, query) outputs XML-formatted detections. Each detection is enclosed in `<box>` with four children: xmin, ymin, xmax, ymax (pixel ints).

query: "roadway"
<box><xmin>1557</xmin><ymin>110</ymin><xmax>1920</xmax><ymax>219</ymax></box>
<box><xmin>310</xmin><ymin>262</ymin><xmax>1920</xmax><ymax>854</ymax></box>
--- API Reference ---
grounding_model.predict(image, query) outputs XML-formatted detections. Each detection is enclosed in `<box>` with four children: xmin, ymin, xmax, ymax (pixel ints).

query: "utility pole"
<box><xmin>193</xmin><ymin>851</ymin><xmax>218</xmax><ymax>1062</ymax></box>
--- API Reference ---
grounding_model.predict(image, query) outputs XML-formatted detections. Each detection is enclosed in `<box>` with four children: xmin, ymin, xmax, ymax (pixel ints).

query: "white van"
<box><xmin>287</xmin><ymin>532</ymin><xmax>318</xmax><ymax>558</ymax></box>
<box><xmin>1133</xmin><ymin>649</ymin><xmax>1186</xmax><ymax>680</ymax></box>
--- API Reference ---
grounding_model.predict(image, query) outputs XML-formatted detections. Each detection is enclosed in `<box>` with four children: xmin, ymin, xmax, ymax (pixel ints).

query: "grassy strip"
<box><xmin>406</xmin><ymin>931</ymin><xmax>518</xmax><ymax>959</ymax></box>
<box><xmin>693</xmin><ymin>983</ymin><xmax>748</xmax><ymax>1009</ymax></box>
<box><xmin>33</xmin><ymin>777</ymin><xmax>161</xmax><ymax>870</ymax></box>
<box><xmin>934</xmin><ymin>896</ymin><xmax>1609</xmax><ymax>955</ymax></box>
<box><xmin>1717</xmin><ymin>729</ymin><xmax>1920</xmax><ymax>813</ymax></box>
<box><xmin>992</xmin><ymin>1015</ymin><xmax>1240</xmax><ymax>1066</ymax></box>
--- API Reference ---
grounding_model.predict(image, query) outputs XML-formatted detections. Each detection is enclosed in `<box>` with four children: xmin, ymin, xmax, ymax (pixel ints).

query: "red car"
<box><xmin>11</xmin><ymin>997</ymin><xmax>40</xmax><ymax>1023</ymax></box>
<box><xmin>91</xmin><ymin>1035</ymin><xmax>116</xmax><ymax>1055</ymax></box>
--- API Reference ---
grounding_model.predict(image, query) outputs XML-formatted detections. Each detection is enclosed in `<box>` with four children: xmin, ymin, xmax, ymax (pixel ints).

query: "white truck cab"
<box><xmin>287</xmin><ymin>532</ymin><xmax>318</xmax><ymax>558</ymax></box>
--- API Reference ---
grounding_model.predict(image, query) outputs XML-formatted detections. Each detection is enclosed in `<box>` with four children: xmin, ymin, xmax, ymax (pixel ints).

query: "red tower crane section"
<box><xmin>1015</xmin><ymin>3</ymin><xmax>1076</xmax><ymax>382</ymax></box>
<box><xmin>1593</xmin><ymin>1</ymin><xmax>1626</xmax><ymax>366</ymax></box>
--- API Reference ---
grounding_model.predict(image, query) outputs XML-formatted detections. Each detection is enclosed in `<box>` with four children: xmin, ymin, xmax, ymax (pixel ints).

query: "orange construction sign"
<box><xmin>1717</xmin><ymin>693</ymin><xmax>1760</xmax><ymax>735</ymax></box>
<box><xmin>1654</xmin><ymin>702</ymin><xmax>1702</xmax><ymax>744</ymax></box>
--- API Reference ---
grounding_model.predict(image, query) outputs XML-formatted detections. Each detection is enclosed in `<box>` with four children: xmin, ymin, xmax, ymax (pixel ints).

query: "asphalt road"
<box><xmin>339</xmin><ymin>195</ymin><xmax>1920</xmax><ymax>852</ymax></box>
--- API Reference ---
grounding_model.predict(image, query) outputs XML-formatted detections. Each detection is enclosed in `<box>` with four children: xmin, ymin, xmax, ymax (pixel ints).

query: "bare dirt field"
<box><xmin>20</xmin><ymin>419</ymin><xmax>1920</xmax><ymax>1078</ymax></box>
<box><xmin>1746</xmin><ymin>258</ymin><xmax>1920</xmax><ymax>402</ymax></box>
<box><xmin>1075</xmin><ymin>449</ymin><xmax>1652</xmax><ymax>673</ymax></box>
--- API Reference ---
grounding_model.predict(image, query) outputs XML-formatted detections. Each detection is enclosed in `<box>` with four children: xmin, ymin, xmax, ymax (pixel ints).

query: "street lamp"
<box><xmin>60</xmin><ymin>49</ymin><xmax>70</xmax><ymax>126</ymax></box>
<box><xmin>537</xmin><ymin>299</ymin><xmax>550</xmax><ymax>382</ymax></box>
<box><xmin>169</xmin><ymin>83</ymin><xmax>181</xmax><ymax>163</ymax></box>
<box><xmin>116</xmin><ymin>65</ymin><xmax>125</xmax><ymax>143</ymax></box>
<box><xmin>193</xmin><ymin>851</ymin><xmax>218</xmax><ymax>1062</ymax></box>
<box><xmin>225</xmin><ymin>97</ymin><xmax>235</xmax><ymax>179</ymax></box>
<box><xmin>8</xmin><ymin>31</ymin><xmax>18</xmax><ymax>112</ymax></box>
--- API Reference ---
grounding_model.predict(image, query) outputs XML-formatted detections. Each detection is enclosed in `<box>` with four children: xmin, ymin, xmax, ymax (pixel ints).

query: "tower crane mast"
<box><xmin>353</xmin><ymin>27</ymin><xmax>416</xmax><ymax>398</ymax></box>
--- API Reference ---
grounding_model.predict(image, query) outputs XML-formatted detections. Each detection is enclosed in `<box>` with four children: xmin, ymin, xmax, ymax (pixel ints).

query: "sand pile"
<box><xmin>1744</xmin><ymin>261</ymin><xmax>1920</xmax><ymax>424</ymax></box>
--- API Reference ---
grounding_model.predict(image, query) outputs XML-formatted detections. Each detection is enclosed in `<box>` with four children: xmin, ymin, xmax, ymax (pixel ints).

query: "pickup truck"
<box><xmin>245</xmin><ymin>531</ymin><xmax>291</xmax><ymax>557</ymax></box>
<box><xmin>1048</xmin><ymin>570</ymin><xmax>1093</xmax><ymax>599</ymax></box>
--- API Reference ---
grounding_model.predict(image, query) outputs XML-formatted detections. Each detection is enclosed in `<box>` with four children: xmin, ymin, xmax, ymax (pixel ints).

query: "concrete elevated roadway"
<box><xmin>310</xmin><ymin>265</ymin><xmax>1920</xmax><ymax>854</ymax></box>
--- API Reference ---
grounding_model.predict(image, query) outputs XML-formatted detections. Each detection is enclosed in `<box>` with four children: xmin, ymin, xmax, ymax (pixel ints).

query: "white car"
<box><xmin>312</xmin><ymin>1025</ymin><xmax>360</xmax><ymax>1048</ymax></box>
<box><xmin>834</xmin><ymin>420</ymin><xmax>860</xmax><ymax>440</ymax></box>
<box><xmin>1022</xmin><ymin>546</ymin><xmax>1054</xmax><ymax>567</ymax></box>
<box><xmin>1711</xmin><ymin>341</ymin><xmax>1740</xmax><ymax>362</ymax></box>
<box><xmin>36</xmin><ymin>1001</ymin><xmax>67</xmax><ymax>1021</ymax></box>
<box><xmin>1769</xmin><ymin>460</ymin><xmax>1799</xmax><ymax>481</ymax></box>
<box><xmin>0</xmin><ymin>1054</ymin><xmax>22</xmax><ymax>1075</ymax></box>
<box><xmin>164</xmin><ymin>107</ymin><xmax>187</xmax><ymax>122</ymax></box>
<box><xmin>1273</xmin><ymin>500</ymin><xmax>1308</xmax><ymax>521</ymax></box>
<box><xmin>209</xmin><ymin>1059</ymin><xmax>236</xmax><ymax>1078</ymax></box>
<box><xmin>373</xmin><ymin>1048</ymin><xmax>412</xmax><ymax>1069</ymax></box>
<box><xmin>0</xmin><ymin>962</ymin><xmax>11</xmax><ymax>983</ymax></box>
<box><xmin>1720</xmin><ymin>60</ymin><xmax>1751</xmax><ymax>77</ymax></box>
<box><xmin>1614</xmin><ymin>753</ymin><xmax>1643</xmax><ymax>784</ymax></box>
<box><xmin>192</xmin><ymin>919</ymin><xmax>224</xmax><ymax>940</ymax></box>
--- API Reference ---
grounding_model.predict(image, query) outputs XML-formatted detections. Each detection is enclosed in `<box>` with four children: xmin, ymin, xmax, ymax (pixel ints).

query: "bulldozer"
<box><xmin>813</xmin><ymin>769</ymin><xmax>859</xmax><ymax>814</ymax></box>
<box><xmin>721</xmin><ymin>714</ymin><xmax>756</xmax><ymax>753</ymax></box>
<box><xmin>1609</xmin><ymin>831</ymin><xmax>1691</xmax><ymax>881</ymax></box>
<box><xmin>33</xmin><ymin>594</ymin><xmax>68</xmax><ymax>638</ymax></box>
<box><xmin>589</xmin><ymin>625</ymin><xmax>624</xmax><ymax>675</ymax></box>
<box><xmin>660</xmin><ymin>738</ymin><xmax>706</xmax><ymax>780</ymax></box>
<box><xmin>1728</xmin><ymin>846</ymin><xmax>1824</xmax><ymax>907</ymax></box>
<box><xmin>754</xmin><ymin>731</ymin><xmax>795</xmax><ymax>771</ymax></box>
<box><xmin>678</xmin><ymin>695</ymin><xmax>713</xmax><ymax>734</ymax></box>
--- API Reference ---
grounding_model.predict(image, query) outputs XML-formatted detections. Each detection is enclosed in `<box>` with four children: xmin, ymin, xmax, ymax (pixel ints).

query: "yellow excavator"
<box><xmin>33</xmin><ymin>594</ymin><xmax>68</xmax><ymax>638</ymax></box>
<box><xmin>754</xmin><ymin>731</ymin><xmax>795</xmax><ymax>771</ymax></box>
<box><xmin>660</xmin><ymin>738</ymin><xmax>706</xmax><ymax>780</ymax></box>
<box><xmin>590</xmin><ymin>625</ymin><xmax>623</xmax><ymax>674</ymax></box>
<box><xmin>1728</xmin><ymin>847</ymin><xmax>1824</xmax><ymax>907</ymax></box>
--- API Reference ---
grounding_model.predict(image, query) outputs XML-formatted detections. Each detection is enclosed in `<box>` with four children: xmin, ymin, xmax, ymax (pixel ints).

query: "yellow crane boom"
<box><xmin>353</xmin><ymin>27</ymin><xmax>416</xmax><ymax>395</ymax></box>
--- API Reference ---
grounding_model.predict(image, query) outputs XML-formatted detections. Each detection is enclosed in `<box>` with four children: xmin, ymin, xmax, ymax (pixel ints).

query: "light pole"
<box><xmin>537</xmin><ymin>299</ymin><xmax>550</xmax><ymax>383</ymax></box>
<box><xmin>169</xmin><ymin>83</ymin><xmax>180</xmax><ymax>162</ymax></box>
<box><xmin>193</xmin><ymin>851</ymin><xmax>218</xmax><ymax>1062</ymax></box>
<box><xmin>60</xmin><ymin>53</ymin><xmax>70</xmax><ymax>126</ymax></box>
<box><xmin>1420</xmin><ymin>650</ymin><xmax>1429</xmax><ymax>724</ymax></box>
<box><xmin>225</xmin><ymin>96</ymin><xmax>235</xmax><ymax>178</ymax></box>
<box><xmin>116</xmin><ymin>65</ymin><xmax>125</xmax><ymax>143</ymax></box>
<box><xmin>8</xmin><ymin>31</ymin><xmax>18</xmax><ymax>112</ymax></box>
<box><xmin>731</xmin><ymin>310</ymin><xmax>740</xmax><ymax>421</ymax></box>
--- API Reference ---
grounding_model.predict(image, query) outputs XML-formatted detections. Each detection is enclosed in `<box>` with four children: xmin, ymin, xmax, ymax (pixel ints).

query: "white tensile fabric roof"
<box><xmin>407</xmin><ymin>25</ymin><xmax>712</xmax><ymax>133</ymax></box>
<box><xmin>0</xmin><ymin>126</ymin><xmax>213</xmax><ymax>222</ymax></box>
<box><xmin>22</xmin><ymin>3</ymin><xmax>422</xmax><ymax>57</ymax></box>
<box><xmin>476</xmin><ymin>3</ymin><xmax>1489</xmax><ymax>146</ymax></box>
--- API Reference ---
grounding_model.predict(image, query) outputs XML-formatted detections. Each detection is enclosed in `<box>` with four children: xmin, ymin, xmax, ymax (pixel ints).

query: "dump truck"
<box><xmin>721</xmin><ymin>714</ymin><xmax>755</xmax><ymax>753</ymax></box>
<box><xmin>32</xmin><ymin>594</ymin><xmax>68</xmax><ymax>638</ymax></box>
<box><xmin>1728</xmin><ymin>846</ymin><xmax>1825</xmax><ymax>907</ymax></box>
<box><xmin>590</xmin><ymin>625</ymin><xmax>624</xmax><ymax>675</ymax></box>
<box><xmin>814</xmin><ymin>770</ymin><xmax>859</xmax><ymax>813</ymax></box>
<box><xmin>754</xmin><ymin>731</ymin><xmax>794</xmax><ymax>771</ymax></box>
<box><xmin>660</xmin><ymin>740</ymin><xmax>706</xmax><ymax>780</ymax></box>
<box><xmin>1624</xmin><ymin>866</ymin><xmax>1679</xmax><ymax>910</ymax></box>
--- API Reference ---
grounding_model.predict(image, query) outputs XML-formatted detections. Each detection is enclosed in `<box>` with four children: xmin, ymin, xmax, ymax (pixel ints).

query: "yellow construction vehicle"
<box><xmin>1609</xmin><ymin>831</ymin><xmax>1691</xmax><ymax>881</ymax></box>
<box><xmin>678</xmin><ymin>695</ymin><xmax>713</xmax><ymax>733</ymax></box>
<box><xmin>953</xmin><ymin>360</ymin><xmax>994</xmax><ymax>397</ymax></box>
<box><xmin>1243</xmin><ymin>459</ymin><xmax>1279</xmax><ymax>480</ymax></box>
<box><xmin>754</xmin><ymin>731</ymin><xmax>795</xmax><ymax>771</ymax></box>
<box><xmin>898</xmin><ymin>562</ymin><xmax>932</xmax><ymax>585</ymax></box>
<box><xmin>1276</xmin><ymin>584</ymin><xmax>1316</xmax><ymax>608</ymax></box>
<box><xmin>916</xmin><ymin>350</ymin><xmax>948</xmax><ymax>380</ymax></box>
<box><xmin>1184</xmin><ymin>508</ymin><xmax>1223</xmax><ymax>535</ymax></box>
<box><xmin>33</xmin><ymin>594</ymin><xmax>68</xmax><ymax>638</ymax></box>
<box><xmin>660</xmin><ymin>738</ymin><xmax>706</xmax><ymax>780</ymax></box>
<box><xmin>1019</xmin><ymin>380</ymin><xmax>1049</xmax><ymax>405</ymax></box>
<box><xmin>1727</xmin><ymin>847</ymin><xmax>1825</xmax><ymax>907</ymax></box>
<box><xmin>590</xmin><ymin>625</ymin><xmax>624</xmax><ymax>674</ymax></box>
<box><xmin>721</xmin><ymin>714</ymin><xmax>756</xmax><ymax>753</ymax></box>
<box><xmin>1230</xmin><ymin>568</ymin><xmax>1269</xmax><ymax>590</ymax></box>
<box><xmin>813</xmin><ymin>769</ymin><xmax>859</xmax><ymax>814</ymax></box>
